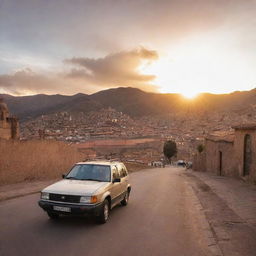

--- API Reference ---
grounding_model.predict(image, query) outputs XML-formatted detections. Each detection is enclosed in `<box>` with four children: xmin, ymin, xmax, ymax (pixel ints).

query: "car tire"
<box><xmin>121</xmin><ymin>190</ymin><xmax>129</xmax><ymax>206</ymax></box>
<box><xmin>47</xmin><ymin>211</ymin><xmax>59</xmax><ymax>219</ymax></box>
<box><xmin>96</xmin><ymin>199</ymin><xmax>110</xmax><ymax>224</ymax></box>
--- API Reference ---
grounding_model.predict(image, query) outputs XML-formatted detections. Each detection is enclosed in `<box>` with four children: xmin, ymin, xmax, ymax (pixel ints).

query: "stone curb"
<box><xmin>0</xmin><ymin>180</ymin><xmax>57</xmax><ymax>202</ymax></box>
<box><xmin>0</xmin><ymin>190</ymin><xmax>41</xmax><ymax>202</ymax></box>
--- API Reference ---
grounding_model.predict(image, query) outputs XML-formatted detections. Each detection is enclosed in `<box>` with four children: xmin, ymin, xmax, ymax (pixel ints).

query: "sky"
<box><xmin>0</xmin><ymin>0</ymin><xmax>256</xmax><ymax>97</ymax></box>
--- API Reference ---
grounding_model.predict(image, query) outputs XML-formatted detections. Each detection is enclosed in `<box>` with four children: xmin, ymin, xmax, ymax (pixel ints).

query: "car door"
<box><xmin>118</xmin><ymin>163</ymin><xmax>128</xmax><ymax>194</ymax></box>
<box><xmin>110</xmin><ymin>165</ymin><xmax>122</xmax><ymax>206</ymax></box>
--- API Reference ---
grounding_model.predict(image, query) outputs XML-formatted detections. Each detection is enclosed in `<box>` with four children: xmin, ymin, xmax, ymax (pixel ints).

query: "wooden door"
<box><xmin>243</xmin><ymin>134</ymin><xmax>251</xmax><ymax>176</ymax></box>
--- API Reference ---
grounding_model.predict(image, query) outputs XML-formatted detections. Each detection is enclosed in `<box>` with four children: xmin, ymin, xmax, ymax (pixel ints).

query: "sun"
<box><xmin>138</xmin><ymin>54</ymin><xmax>203</xmax><ymax>98</ymax></box>
<box><xmin>181</xmin><ymin>91</ymin><xmax>199</xmax><ymax>99</ymax></box>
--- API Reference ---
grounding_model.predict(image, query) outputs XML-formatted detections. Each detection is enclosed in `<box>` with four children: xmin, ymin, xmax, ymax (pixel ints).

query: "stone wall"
<box><xmin>204</xmin><ymin>139</ymin><xmax>236</xmax><ymax>177</ymax></box>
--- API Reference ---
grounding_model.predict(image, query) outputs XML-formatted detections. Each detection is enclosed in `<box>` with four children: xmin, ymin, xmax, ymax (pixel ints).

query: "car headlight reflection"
<box><xmin>41</xmin><ymin>192</ymin><xmax>49</xmax><ymax>200</ymax></box>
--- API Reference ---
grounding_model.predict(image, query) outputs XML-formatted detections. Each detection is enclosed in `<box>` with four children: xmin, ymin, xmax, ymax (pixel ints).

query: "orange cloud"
<box><xmin>65</xmin><ymin>47</ymin><xmax>158</xmax><ymax>90</ymax></box>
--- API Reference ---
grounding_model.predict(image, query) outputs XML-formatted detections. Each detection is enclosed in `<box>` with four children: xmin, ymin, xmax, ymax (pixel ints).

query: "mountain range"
<box><xmin>1</xmin><ymin>87</ymin><xmax>256</xmax><ymax>121</ymax></box>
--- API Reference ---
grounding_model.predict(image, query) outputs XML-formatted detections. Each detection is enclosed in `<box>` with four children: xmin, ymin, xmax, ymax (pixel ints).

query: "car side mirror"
<box><xmin>62</xmin><ymin>174</ymin><xmax>66</xmax><ymax>179</ymax></box>
<box><xmin>113</xmin><ymin>178</ymin><xmax>121</xmax><ymax>183</ymax></box>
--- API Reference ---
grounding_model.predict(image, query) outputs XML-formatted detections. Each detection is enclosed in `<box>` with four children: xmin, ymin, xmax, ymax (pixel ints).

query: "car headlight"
<box><xmin>80</xmin><ymin>196</ymin><xmax>98</xmax><ymax>204</ymax></box>
<box><xmin>41</xmin><ymin>192</ymin><xmax>49</xmax><ymax>200</ymax></box>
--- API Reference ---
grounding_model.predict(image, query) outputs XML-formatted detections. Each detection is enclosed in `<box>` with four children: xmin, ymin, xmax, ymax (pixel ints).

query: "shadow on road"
<box><xmin>40</xmin><ymin>204</ymin><xmax>125</xmax><ymax>229</ymax></box>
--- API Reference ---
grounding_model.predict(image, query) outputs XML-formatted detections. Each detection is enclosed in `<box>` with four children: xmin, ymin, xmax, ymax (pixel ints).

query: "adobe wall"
<box><xmin>205</xmin><ymin>139</ymin><xmax>236</xmax><ymax>176</ymax></box>
<box><xmin>234</xmin><ymin>129</ymin><xmax>256</xmax><ymax>183</ymax></box>
<box><xmin>193</xmin><ymin>151</ymin><xmax>206</xmax><ymax>172</ymax></box>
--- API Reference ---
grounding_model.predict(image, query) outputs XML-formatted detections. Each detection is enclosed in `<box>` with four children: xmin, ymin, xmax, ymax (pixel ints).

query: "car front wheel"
<box><xmin>96</xmin><ymin>199</ymin><xmax>110</xmax><ymax>224</ymax></box>
<box><xmin>121</xmin><ymin>190</ymin><xmax>129</xmax><ymax>206</ymax></box>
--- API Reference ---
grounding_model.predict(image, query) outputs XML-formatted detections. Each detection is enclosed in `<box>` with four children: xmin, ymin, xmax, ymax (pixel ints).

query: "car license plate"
<box><xmin>53</xmin><ymin>206</ymin><xmax>71</xmax><ymax>212</ymax></box>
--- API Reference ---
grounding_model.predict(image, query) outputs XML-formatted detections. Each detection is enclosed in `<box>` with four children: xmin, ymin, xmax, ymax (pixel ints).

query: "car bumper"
<box><xmin>38</xmin><ymin>200</ymin><xmax>103</xmax><ymax>216</ymax></box>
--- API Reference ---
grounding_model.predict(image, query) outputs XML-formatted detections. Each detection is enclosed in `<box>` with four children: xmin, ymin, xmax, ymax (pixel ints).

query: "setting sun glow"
<box><xmin>180</xmin><ymin>91</ymin><xmax>199</xmax><ymax>99</ymax></box>
<box><xmin>140</xmin><ymin>34</ymin><xmax>255</xmax><ymax>96</ymax></box>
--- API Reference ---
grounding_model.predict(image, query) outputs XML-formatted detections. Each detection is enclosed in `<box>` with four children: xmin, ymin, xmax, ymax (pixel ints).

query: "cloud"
<box><xmin>1</xmin><ymin>0</ymin><xmax>253</xmax><ymax>57</ymax></box>
<box><xmin>0</xmin><ymin>68</ymin><xmax>48</xmax><ymax>94</ymax></box>
<box><xmin>64</xmin><ymin>47</ymin><xmax>158</xmax><ymax>91</ymax></box>
<box><xmin>0</xmin><ymin>68</ymin><xmax>74</xmax><ymax>95</ymax></box>
<box><xmin>0</xmin><ymin>47</ymin><xmax>159</xmax><ymax>95</ymax></box>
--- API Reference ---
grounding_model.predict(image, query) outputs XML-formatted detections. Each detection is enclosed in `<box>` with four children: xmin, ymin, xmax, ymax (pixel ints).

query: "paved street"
<box><xmin>0</xmin><ymin>168</ymin><xmax>213</xmax><ymax>256</ymax></box>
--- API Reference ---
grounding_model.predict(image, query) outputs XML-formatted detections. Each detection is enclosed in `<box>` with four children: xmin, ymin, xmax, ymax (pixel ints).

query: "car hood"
<box><xmin>42</xmin><ymin>179</ymin><xmax>109</xmax><ymax>196</ymax></box>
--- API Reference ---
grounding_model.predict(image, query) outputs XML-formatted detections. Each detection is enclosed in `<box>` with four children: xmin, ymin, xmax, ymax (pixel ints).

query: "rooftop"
<box><xmin>206</xmin><ymin>131</ymin><xmax>235</xmax><ymax>143</ymax></box>
<box><xmin>232</xmin><ymin>123</ymin><xmax>256</xmax><ymax>130</ymax></box>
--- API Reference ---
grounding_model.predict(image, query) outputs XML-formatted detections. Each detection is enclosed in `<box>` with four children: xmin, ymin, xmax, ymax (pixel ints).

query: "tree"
<box><xmin>197</xmin><ymin>144</ymin><xmax>204</xmax><ymax>153</ymax></box>
<box><xmin>163</xmin><ymin>140</ymin><xmax>177</xmax><ymax>163</ymax></box>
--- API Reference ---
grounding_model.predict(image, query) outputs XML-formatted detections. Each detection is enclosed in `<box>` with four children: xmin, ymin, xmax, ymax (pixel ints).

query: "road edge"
<box><xmin>0</xmin><ymin>180</ymin><xmax>57</xmax><ymax>202</ymax></box>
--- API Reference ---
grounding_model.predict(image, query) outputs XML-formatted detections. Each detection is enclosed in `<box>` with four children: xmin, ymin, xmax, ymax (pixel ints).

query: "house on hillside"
<box><xmin>193</xmin><ymin>125</ymin><xmax>256</xmax><ymax>184</ymax></box>
<box><xmin>0</xmin><ymin>98</ymin><xmax>19</xmax><ymax>140</ymax></box>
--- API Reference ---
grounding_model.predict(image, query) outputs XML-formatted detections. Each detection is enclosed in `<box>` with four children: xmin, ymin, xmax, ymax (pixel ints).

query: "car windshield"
<box><xmin>66</xmin><ymin>164</ymin><xmax>111</xmax><ymax>182</ymax></box>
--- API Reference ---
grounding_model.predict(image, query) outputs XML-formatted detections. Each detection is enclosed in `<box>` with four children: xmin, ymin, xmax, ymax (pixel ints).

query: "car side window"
<box><xmin>117</xmin><ymin>164</ymin><xmax>125</xmax><ymax>178</ymax></box>
<box><xmin>120</xmin><ymin>164</ymin><xmax>127</xmax><ymax>177</ymax></box>
<box><xmin>120</xmin><ymin>168</ymin><xmax>124</xmax><ymax>178</ymax></box>
<box><xmin>112</xmin><ymin>166</ymin><xmax>120</xmax><ymax>180</ymax></box>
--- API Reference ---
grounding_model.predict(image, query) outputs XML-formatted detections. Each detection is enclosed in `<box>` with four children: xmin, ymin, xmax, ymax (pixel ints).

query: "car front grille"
<box><xmin>49</xmin><ymin>193</ymin><xmax>80</xmax><ymax>203</ymax></box>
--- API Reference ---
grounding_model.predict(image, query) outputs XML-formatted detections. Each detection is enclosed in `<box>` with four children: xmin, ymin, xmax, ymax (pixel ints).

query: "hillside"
<box><xmin>0</xmin><ymin>93</ymin><xmax>88</xmax><ymax>121</ymax></box>
<box><xmin>1</xmin><ymin>87</ymin><xmax>256</xmax><ymax>121</ymax></box>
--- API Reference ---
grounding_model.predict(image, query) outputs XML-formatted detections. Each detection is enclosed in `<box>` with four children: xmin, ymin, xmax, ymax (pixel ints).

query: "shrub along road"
<box><xmin>0</xmin><ymin>167</ymin><xmax>220</xmax><ymax>256</ymax></box>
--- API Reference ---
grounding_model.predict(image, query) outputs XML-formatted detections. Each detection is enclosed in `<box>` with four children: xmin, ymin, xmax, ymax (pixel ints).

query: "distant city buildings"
<box><xmin>19</xmin><ymin>105</ymin><xmax>256</xmax><ymax>162</ymax></box>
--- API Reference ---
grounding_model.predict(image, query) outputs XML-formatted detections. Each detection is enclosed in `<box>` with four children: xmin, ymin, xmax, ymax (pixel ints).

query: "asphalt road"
<box><xmin>0</xmin><ymin>167</ymin><xmax>212</xmax><ymax>256</ymax></box>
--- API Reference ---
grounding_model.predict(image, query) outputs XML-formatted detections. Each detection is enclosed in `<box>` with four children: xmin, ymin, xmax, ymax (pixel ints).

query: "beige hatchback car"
<box><xmin>38</xmin><ymin>161</ymin><xmax>131</xmax><ymax>224</ymax></box>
